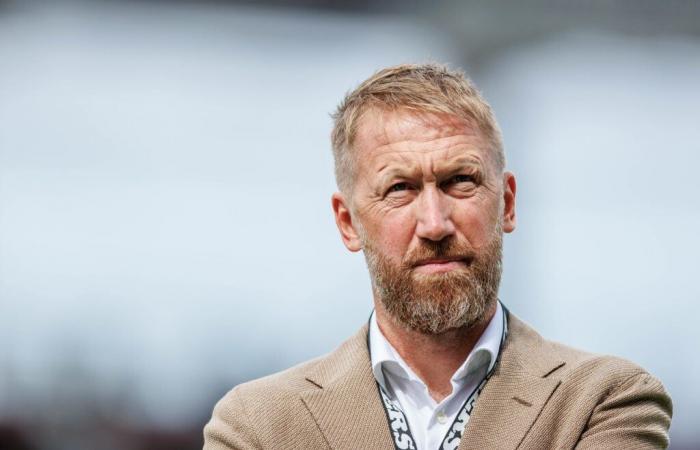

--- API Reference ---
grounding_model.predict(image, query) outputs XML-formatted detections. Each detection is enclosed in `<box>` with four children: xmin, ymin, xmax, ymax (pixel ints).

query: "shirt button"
<box><xmin>437</xmin><ymin>411</ymin><xmax>448</xmax><ymax>424</ymax></box>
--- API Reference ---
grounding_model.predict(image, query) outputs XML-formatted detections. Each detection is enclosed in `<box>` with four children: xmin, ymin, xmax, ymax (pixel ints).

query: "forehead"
<box><xmin>352</xmin><ymin>107</ymin><xmax>491</xmax><ymax>168</ymax></box>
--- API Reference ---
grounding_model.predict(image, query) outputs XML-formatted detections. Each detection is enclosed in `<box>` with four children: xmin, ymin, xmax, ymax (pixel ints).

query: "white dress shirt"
<box><xmin>369</xmin><ymin>302</ymin><xmax>504</xmax><ymax>450</ymax></box>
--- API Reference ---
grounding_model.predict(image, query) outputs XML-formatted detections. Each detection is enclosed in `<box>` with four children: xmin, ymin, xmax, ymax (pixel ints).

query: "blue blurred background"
<box><xmin>1</xmin><ymin>0</ymin><xmax>699</xmax><ymax>449</ymax></box>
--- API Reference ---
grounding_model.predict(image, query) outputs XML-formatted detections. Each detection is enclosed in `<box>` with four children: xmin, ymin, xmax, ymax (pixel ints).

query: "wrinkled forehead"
<box><xmin>352</xmin><ymin>107</ymin><xmax>488</xmax><ymax>161</ymax></box>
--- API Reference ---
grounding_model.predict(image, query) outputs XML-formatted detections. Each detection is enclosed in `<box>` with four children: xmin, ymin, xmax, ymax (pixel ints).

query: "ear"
<box><xmin>502</xmin><ymin>171</ymin><xmax>517</xmax><ymax>233</ymax></box>
<box><xmin>331</xmin><ymin>192</ymin><xmax>363</xmax><ymax>252</ymax></box>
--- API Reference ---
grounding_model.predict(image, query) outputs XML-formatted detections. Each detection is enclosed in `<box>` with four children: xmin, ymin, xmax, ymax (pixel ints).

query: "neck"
<box><xmin>374</xmin><ymin>300</ymin><xmax>497</xmax><ymax>403</ymax></box>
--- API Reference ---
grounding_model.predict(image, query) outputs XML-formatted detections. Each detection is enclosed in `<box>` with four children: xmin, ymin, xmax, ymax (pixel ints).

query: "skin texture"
<box><xmin>332</xmin><ymin>107</ymin><xmax>517</xmax><ymax>401</ymax></box>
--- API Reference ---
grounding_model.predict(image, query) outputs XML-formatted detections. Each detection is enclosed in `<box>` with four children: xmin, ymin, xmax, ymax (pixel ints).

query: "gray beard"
<box><xmin>363</xmin><ymin>231</ymin><xmax>503</xmax><ymax>335</ymax></box>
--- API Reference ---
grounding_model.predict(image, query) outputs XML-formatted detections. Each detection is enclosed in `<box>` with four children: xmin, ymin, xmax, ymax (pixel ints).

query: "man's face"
<box><xmin>332</xmin><ymin>108</ymin><xmax>516</xmax><ymax>334</ymax></box>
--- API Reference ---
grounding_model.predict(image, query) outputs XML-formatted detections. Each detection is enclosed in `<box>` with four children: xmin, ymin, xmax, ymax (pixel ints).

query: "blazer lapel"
<box><xmin>298</xmin><ymin>313</ymin><xmax>565</xmax><ymax>450</ymax></box>
<box><xmin>300</xmin><ymin>325</ymin><xmax>395</xmax><ymax>450</ymax></box>
<box><xmin>458</xmin><ymin>313</ymin><xmax>565</xmax><ymax>450</ymax></box>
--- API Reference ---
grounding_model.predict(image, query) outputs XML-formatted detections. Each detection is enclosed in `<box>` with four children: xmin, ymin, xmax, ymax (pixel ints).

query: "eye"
<box><xmin>444</xmin><ymin>174</ymin><xmax>477</xmax><ymax>187</ymax></box>
<box><xmin>441</xmin><ymin>173</ymin><xmax>479</xmax><ymax>193</ymax></box>
<box><xmin>451</xmin><ymin>174</ymin><xmax>475</xmax><ymax>184</ymax></box>
<box><xmin>387</xmin><ymin>182</ymin><xmax>411</xmax><ymax>193</ymax></box>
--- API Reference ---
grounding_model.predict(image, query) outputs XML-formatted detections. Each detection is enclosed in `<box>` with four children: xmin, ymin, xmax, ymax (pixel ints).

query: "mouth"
<box><xmin>412</xmin><ymin>257</ymin><xmax>470</xmax><ymax>274</ymax></box>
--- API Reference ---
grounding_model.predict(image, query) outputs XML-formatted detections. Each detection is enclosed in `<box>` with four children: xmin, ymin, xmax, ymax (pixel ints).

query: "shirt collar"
<box><xmin>369</xmin><ymin>301</ymin><xmax>504</xmax><ymax>391</ymax></box>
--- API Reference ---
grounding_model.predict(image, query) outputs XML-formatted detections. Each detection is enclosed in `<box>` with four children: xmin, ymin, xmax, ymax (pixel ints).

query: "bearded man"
<box><xmin>203</xmin><ymin>63</ymin><xmax>672</xmax><ymax>450</ymax></box>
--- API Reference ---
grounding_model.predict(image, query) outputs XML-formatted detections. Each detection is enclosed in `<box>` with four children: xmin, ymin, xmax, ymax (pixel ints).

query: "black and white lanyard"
<box><xmin>369</xmin><ymin>306</ymin><xmax>509</xmax><ymax>450</ymax></box>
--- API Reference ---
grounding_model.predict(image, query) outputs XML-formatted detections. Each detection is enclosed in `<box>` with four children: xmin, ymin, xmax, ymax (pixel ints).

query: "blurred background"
<box><xmin>1</xmin><ymin>0</ymin><xmax>699</xmax><ymax>449</ymax></box>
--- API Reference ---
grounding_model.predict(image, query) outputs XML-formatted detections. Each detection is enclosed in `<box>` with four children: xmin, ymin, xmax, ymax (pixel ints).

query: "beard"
<box><xmin>362</xmin><ymin>227</ymin><xmax>503</xmax><ymax>335</ymax></box>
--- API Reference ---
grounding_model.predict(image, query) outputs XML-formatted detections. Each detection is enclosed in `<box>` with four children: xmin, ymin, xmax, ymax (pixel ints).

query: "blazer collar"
<box><xmin>300</xmin><ymin>311</ymin><xmax>566</xmax><ymax>450</ymax></box>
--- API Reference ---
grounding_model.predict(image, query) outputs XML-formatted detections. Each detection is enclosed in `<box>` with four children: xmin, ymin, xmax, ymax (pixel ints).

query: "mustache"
<box><xmin>403</xmin><ymin>238</ymin><xmax>476</xmax><ymax>268</ymax></box>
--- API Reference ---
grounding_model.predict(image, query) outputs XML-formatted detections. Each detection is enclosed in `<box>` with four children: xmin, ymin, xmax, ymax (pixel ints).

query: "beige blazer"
<box><xmin>203</xmin><ymin>312</ymin><xmax>672</xmax><ymax>449</ymax></box>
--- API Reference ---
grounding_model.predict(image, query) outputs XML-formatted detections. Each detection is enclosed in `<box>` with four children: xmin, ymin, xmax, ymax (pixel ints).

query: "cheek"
<box><xmin>452</xmin><ymin>201</ymin><xmax>500</xmax><ymax>248</ymax></box>
<box><xmin>369</xmin><ymin>213</ymin><xmax>415</xmax><ymax>258</ymax></box>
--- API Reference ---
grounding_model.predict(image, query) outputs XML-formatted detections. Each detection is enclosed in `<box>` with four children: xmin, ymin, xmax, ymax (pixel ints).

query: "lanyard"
<box><xmin>369</xmin><ymin>305</ymin><xmax>509</xmax><ymax>450</ymax></box>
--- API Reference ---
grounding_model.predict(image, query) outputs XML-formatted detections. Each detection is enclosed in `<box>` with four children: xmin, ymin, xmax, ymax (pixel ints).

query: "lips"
<box><xmin>414</xmin><ymin>256</ymin><xmax>466</xmax><ymax>265</ymax></box>
<box><xmin>412</xmin><ymin>257</ymin><xmax>470</xmax><ymax>274</ymax></box>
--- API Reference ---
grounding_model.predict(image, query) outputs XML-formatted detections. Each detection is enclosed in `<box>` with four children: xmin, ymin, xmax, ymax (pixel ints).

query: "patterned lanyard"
<box><xmin>369</xmin><ymin>306</ymin><xmax>509</xmax><ymax>450</ymax></box>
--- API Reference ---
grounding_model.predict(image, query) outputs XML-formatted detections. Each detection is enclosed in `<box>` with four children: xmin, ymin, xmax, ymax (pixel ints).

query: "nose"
<box><xmin>414</xmin><ymin>185</ymin><xmax>455</xmax><ymax>242</ymax></box>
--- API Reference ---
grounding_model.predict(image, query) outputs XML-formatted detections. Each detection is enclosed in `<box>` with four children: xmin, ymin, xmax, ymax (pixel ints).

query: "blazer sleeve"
<box><xmin>575</xmin><ymin>371</ymin><xmax>673</xmax><ymax>449</ymax></box>
<box><xmin>203</xmin><ymin>387</ymin><xmax>261</xmax><ymax>450</ymax></box>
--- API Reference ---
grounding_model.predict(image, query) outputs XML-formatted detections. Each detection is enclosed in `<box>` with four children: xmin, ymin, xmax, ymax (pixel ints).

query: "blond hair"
<box><xmin>330</xmin><ymin>63</ymin><xmax>504</xmax><ymax>194</ymax></box>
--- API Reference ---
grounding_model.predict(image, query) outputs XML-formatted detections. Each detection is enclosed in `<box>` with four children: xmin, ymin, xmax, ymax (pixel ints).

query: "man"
<box><xmin>203</xmin><ymin>63</ymin><xmax>672</xmax><ymax>449</ymax></box>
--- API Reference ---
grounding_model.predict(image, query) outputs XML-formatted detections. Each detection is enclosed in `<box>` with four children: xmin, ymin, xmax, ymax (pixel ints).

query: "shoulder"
<box><xmin>203</xmin><ymin>325</ymin><xmax>369</xmax><ymax>450</ymax></box>
<box><xmin>218</xmin><ymin>353</ymin><xmax>325</xmax><ymax>413</ymax></box>
<box><xmin>507</xmin><ymin>310</ymin><xmax>665</xmax><ymax>387</ymax></box>
<box><xmin>203</xmin><ymin>357</ymin><xmax>325</xmax><ymax>450</ymax></box>
<box><xmin>228</xmin><ymin>321</ymin><xmax>370</xmax><ymax>405</ymax></box>
<box><xmin>550</xmin><ymin>341</ymin><xmax>672</xmax><ymax>448</ymax></box>
<box><xmin>546</xmin><ymin>336</ymin><xmax>671</xmax><ymax>412</ymax></box>
<box><xmin>506</xmin><ymin>312</ymin><xmax>672</xmax><ymax>448</ymax></box>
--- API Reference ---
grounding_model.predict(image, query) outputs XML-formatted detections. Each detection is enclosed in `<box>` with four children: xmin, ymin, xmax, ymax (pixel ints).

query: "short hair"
<box><xmin>330</xmin><ymin>63</ymin><xmax>505</xmax><ymax>195</ymax></box>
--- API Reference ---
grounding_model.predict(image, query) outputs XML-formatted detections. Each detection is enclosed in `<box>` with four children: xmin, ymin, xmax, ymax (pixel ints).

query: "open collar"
<box><xmin>368</xmin><ymin>302</ymin><xmax>505</xmax><ymax>392</ymax></box>
<box><xmin>300</xmin><ymin>310</ymin><xmax>567</xmax><ymax>450</ymax></box>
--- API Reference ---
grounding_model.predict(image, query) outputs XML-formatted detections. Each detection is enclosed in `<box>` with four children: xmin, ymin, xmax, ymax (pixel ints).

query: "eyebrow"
<box><xmin>372</xmin><ymin>155</ymin><xmax>486</xmax><ymax>193</ymax></box>
<box><xmin>375</xmin><ymin>164</ymin><xmax>422</xmax><ymax>188</ymax></box>
<box><xmin>433</xmin><ymin>155</ymin><xmax>486</xmax><ymax>173</ymax></box>
<box><xmin>378</xmin><ymin>154</ymin><xmax>484</xmax><ymax>178</ymax></box>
